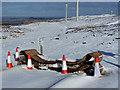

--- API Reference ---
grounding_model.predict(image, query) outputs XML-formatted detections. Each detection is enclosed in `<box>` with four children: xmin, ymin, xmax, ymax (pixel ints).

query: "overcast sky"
<box><xmin>1</xmin><ymin>0</ymin><xmax>120</xmax><ymax>2</ymax></box>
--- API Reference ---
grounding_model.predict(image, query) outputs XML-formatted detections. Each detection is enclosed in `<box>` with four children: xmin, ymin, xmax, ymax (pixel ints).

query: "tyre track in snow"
<box><xmin>103</xmin><ymin>59</ymin><xmax>120</xmax><ymax>68</ymax></box>
<box><xmin>48</xmin><ymin>75</ymin><xmax>96</xmax><ymax>88</ymax></box>
<box><xmin>47</xmin><ymin>75</ymin><xmax>70</xmax><ymax>89</ymax></box>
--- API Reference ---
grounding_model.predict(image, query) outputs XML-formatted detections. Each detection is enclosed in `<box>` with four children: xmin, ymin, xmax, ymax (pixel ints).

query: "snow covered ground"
<box><xmin>1</xmin><ymin>14</ymin><xmax>119</xmax><ymax>88</ymax></box>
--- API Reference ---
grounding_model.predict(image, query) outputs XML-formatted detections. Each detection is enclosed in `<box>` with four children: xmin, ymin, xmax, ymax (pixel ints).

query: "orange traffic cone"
<box><xmin>7</xmin><ymin>51</ymin><xmax>13</xmax><ymax>68</ymax></box>
<box><xmin>27</xmin><ymin>54</ymin><xmax>33</xmax><ymax>70</ymax></box>
<box><xmin>94</xmin><ymin>56</ymin><xmax>101</xmax><ymax>78</ymax></box>
<box><xmin>15</xmin><ymin>48</ymin><xmax>19</xmax><ymax>61</ymax></box>
<box><xmin>62</xmin><ymin>55</ymin><xmax>68</xmax><ymax>74</ymax></box>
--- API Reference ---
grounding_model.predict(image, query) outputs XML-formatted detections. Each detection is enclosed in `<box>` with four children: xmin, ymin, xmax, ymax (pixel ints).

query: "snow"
<box><xmin>1</xmin><ymin>14</ymin><xmax>119</xmax><ymax>88</ymax></box>
<box><xmin>107</xmin><ymin>21</ymin><xmax>118</xmax><ymax>25</ymax></box>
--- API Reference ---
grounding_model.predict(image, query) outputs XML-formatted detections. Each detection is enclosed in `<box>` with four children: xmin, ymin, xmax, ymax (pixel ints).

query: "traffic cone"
<box><xmin>27</xmin><ymin>54</ymin><xmax>33</xmax><ymax>70</ymax></box>
<box><xmin>15</xmin><ymin>48</ymin><xmax>19</xmax><ymax>61</ymax></box>
<box><xmin>62</xmin><ymin>55</ymin><xmax>68</xmax><ymax>74</ymax></box>
<box><xmin>7</xmin><ymin>51</ymin><xmax>13</xmax><ymax>68</ymax></box>
<box><xmin>94</xmin><ymin>56</ymin><xmax>101</xmax><ymax>78</ymax></box>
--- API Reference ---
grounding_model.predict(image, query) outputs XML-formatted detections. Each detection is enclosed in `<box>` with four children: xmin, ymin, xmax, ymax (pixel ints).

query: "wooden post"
<box><xmin>39</xmin><ymin>38</ymin><xmax>43</xmax><ymax>55</ymax></box>
<box><xmin>40</xmin><ymin>45</ymin><xmax>43</xmax><ymax>56</ymax></box>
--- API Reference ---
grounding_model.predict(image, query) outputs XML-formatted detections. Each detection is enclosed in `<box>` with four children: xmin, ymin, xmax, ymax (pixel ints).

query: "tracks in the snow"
<box><xmin>47</xmin><ymin>75</ymin><xmax>70</xmax><ymax>89</ymax></box>
<box><xmin>103</xmin><ymin>59</ymin><xmax>120</xmax><ymax>68</ymax></box>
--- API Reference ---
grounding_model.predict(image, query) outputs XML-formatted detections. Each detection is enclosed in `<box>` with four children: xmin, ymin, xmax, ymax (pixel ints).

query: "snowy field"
<box><xmin>1</xmin><ymin>14</ymin><xmax>119</xmax><ymax>88</ymax></box>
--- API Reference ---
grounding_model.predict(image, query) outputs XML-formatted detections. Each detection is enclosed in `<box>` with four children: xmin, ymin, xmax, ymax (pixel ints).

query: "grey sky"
<box><xmin>2</xmin><ymin>0</ymin><xmax>120</xmax><ymax>2</ymax></box>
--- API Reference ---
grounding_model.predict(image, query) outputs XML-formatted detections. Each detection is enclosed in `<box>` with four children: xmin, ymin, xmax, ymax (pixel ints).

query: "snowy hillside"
<box><xmin>1</xmin><ymin>14</ymin><xmax>119</xmax><ymax>88</ymax></box>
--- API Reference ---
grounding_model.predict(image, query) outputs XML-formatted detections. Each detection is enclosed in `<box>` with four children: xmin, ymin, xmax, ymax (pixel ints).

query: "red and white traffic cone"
<box><xmin>94</xmin><ymin>56</ymin><xmax>101</xmax><ymax>78</ymax></box>
<box><xmin>7</xmin><ymin>51</ymin><xmax>13</xmax><ymax>68</ymax></box>
<box><xmin>27</xmin><ymin>54</ymin><xmax>33</xmax><ymax>70</ymax></box>
<box><xmin>62</xmin><ymin>55</ymin><xmax>68</xmax><ymax>74</ymax></box>
<box><xmin>15</xmin><ymin>48</ymin><xmax>19</xmax><ymax>61</ymax></box>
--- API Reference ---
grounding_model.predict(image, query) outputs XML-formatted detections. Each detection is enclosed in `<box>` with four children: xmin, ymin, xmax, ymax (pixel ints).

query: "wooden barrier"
<box><xmin>19</xmin><ymin>49</ymin><xmax>103</xmax><ymax>76</ymax></box>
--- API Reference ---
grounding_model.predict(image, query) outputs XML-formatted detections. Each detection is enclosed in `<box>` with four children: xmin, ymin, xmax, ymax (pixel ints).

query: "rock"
<box><xmin>82</xmin><ymin>41</ymin><xmax>86</xmax><ymax>44</ymax></box>
<box><xmin>55</xmin><ymin>37</ymin><xmax>59</xmax><ymax>40</ymax></box>
<box><xmin>109</xmin><ymin>42</ymin><xmax>111</xmax><ymax>44</ymax></box>
<box><xmin>31</xmin><ymin>41</ymin><xmax>35</xmax><ymax>44</ymax></box>
<box><xmin>115</xmin><ymin>37</ymin><xmax>120</xmax><ymax>39</ymax></box>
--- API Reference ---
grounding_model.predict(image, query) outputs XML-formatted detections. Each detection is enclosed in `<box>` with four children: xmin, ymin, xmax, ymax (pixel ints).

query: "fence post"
<box><xmin>39</xmin><ymin>38</ymin><xmax>43</xmax><ymax>55</ymax></box>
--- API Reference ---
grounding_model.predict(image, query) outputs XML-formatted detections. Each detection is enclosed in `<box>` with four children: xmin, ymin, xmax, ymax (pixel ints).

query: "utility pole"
<box><xmin>76</xmin><ymin>0</ymin><xmax>79</xmax><ymax>21</ymax></box>
<box><xmin>65</xmin><ymin>3</ymin><xmax>68</xmax><ymax>22</ymax></box>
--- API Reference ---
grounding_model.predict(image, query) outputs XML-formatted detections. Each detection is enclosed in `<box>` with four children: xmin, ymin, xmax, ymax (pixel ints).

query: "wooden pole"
<box><xmin>40</xmin><ymin>45</ymin><xmax>43</xmax><ymax>56</ymax></box>
<box><xmin>39</xmin><ymin>38</ymin><xmax>43</xmax><ymax>56</ymax></box>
